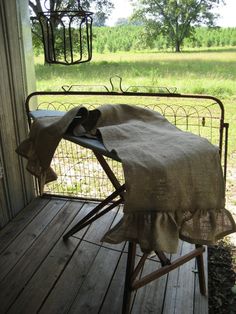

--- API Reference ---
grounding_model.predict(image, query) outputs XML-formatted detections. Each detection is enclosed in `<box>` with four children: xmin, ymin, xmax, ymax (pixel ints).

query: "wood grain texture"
<box><xmin>0</xmin><ymin>200</ymin><xmax>85</xmax><ymax>313</ymax></box>
<box><xmin>0</xmin><ymin>197</ymin><xmax>49</xmax><ymax>253</ymax></box>
<box><xmin>0</xmin><ymin>198</ymin><xmax>208</xmax><ymax>314</ymax></box>
<box><xmin>0</xmin><ymin>0</ymin><xmax>35</xmax><ymax>223</ymax></box>
<box><xmin>131</xmin><ymin>258</ymin><xmax>167</xmax><ymax>314</ymax></box>
<box><xmin>0</xmin><ymin>199</ymin><xmax>67</xmax><ymax>282</ymax></box>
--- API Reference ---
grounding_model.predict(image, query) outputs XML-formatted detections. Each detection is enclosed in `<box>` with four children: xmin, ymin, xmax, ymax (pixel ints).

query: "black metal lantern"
<box><xmin>35</xmin><ymin>1</ymin><xmax>93</xmax><ymax>65</ymax></box>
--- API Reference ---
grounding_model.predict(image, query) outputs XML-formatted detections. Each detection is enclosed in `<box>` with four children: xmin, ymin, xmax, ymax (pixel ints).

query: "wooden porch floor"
<box><xmin>0</xmin><ymin>196</ymin><xmax>208</xmax><ymax>314</ymax></box>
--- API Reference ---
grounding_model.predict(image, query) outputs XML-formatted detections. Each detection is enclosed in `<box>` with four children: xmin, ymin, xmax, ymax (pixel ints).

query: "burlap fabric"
<box><xmin>17</xmin><ymin>104</ymin><xmax>236</xmax><ymax>252</ymax></box>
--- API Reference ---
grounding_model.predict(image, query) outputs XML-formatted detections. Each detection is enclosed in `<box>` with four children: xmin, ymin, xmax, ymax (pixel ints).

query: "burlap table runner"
<box><xmin>17</xmin><ymin>104</ymin><xmax>236</xmax><ymax>252</ymax></box>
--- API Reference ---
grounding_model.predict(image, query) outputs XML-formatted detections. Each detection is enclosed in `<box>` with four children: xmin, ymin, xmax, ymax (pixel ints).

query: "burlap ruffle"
<box><xmin>102</xmin><ymin>207</ymin><xmax>236</xmax><ymax>253</ymax></box>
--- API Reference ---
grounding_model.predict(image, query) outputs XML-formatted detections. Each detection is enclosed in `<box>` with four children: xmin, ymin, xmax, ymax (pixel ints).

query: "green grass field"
<box><xmin>35</xmin><ymin>48</ymin><xmax>236</xmax><ymax>95</ymax></box>
<box><xmin>34</xmin><ymin>48</ymin><xmax>236</xmax><ymax>159</ymax></box>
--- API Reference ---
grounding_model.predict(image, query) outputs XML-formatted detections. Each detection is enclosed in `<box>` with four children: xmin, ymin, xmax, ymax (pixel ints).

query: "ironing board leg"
<box><xmin>122</xmin><ymin>242</ymin><xmax>136</xmax><ymax>314</ymax></box>
<box><xmin>63</xmin><ymin>184</ymin><xmax>125</xmax><ymax>240</ymax></box>
<box><xmin>195</xmin><ymin>244</ymin><xmax>207</xmax><ymax>295</ymax></box>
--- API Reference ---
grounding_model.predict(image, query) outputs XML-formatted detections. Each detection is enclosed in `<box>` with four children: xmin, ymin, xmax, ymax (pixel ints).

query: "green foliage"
<box><xmin>93</xmin><ymin>25</ymin><xmax>144</xmax><ymax>53</ymax></box>
<box><xmin>90</xmin><ymin>25</ymin><xmax>236</xmax><ymax>54</ymax></box>
<box><xmin>29</xmin><ymin>0</ymin><xmax>114</xmax><ymax>53</ymax></box>
<box><xmin>131</xmin><ymin>0</ymin><xmax>225</xmax><ymax>51</ymax></box>
<box><xmin>184</xmin><ymin>27</ymin><xmax>236</xmax><ymax>49</ymax></box>
<box><xmin>32</xmin><ymin>23</ymin><xmax>236</xmax><ymax>56</ymax></box>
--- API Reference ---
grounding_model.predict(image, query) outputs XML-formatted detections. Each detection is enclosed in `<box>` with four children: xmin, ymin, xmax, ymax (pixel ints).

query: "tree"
<box><xmin>29</xmin><ymin>0</ymin><xmax>114</xmax><ymax>34</ymax></box>
<box><xmin>29</xmin><ymin>0</ymin><xmax>114</xmax><ymax>19</ymax></box>
<box><xmin>131</xmin><ymin>0</ymin><xmax>225</xmax><ymax>52</ymax></box>
<box><xmin>29</xmin><ymin>0</ymin><xmax>114</xmax><ymax>58</ymax></box>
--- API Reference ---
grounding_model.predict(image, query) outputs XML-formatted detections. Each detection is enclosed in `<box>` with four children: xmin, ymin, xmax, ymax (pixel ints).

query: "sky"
<box><xmin>106</xmin><ymin>0</ymin><xmax>236</xmax><ymax>27</ymax></box>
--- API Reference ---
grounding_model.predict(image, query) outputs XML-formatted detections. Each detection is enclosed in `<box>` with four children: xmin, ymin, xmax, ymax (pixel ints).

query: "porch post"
<box><xmin>0</xmin><ymin>0</ymin><xmax>36</xmax><ymax>227</ymax></box>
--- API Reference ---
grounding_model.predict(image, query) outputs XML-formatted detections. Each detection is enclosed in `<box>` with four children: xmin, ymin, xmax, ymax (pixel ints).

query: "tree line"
<box><xmin>32</xmin><ymin>25</ymin><xmax>236</xmax><ymax>55</ymax></box>
<box><xmin>92</xmin><ymin>25</ymin><xmax>236</xmax><ymax>53</ymax></box>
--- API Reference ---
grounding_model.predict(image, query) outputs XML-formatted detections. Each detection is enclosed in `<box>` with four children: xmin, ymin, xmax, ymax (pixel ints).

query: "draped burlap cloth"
<box><xmin>17</xmin><ymin>104</ymin><xmax>236</xmax><ymax>253</ymax></box>
<box><xmin>16</xmin><ymin>107</ymin><xmax>85</xmax><ymax>193</ymax></box>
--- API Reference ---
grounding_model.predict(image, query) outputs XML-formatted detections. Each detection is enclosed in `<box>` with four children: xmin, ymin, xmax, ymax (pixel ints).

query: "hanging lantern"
<box><xmin>35</xmin><ymin>0</ymin><xmax>93</xmax><ymax>65</ymax></box>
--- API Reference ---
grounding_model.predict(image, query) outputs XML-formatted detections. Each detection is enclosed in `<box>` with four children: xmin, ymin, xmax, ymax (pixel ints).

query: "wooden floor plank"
<box><xmin>7</xmin><ymin>237</ymin><xmax>80</xmax><ymax>314</ymax></box>
<box><xmin>75</xmin><ymin>204</ymin><xmax>120</xmax><ymax>244</ymax></box>
<box><xmin>68</xmin><ymin>246</ymin><xmax>122</xmax><ymax>314</ymax></box>
<box><xmin>0</xmin><ymin>199</ymin><xmax>67</xmax><ymax>282</ymax></box>
<box><xmin>39</xmin><ymin>241</ymin><xmax>102</xmax><ymax>314</ymax></box>
<box><xmin>0</xmin><ymin>198</ymin><xmax>208</xmax><ymax>314</ymax></box>
<box><xmin>131</xmin><ymin>258</ymin><xmax>168</xmax><ymax>314</ymax></box>
<box><xmin>162</xmin><ymin>241</ymin><xmax>184</xmax><ymax>314</ymax></box>
<box><xmin>0</xmin><ymin>200</ymin><xmax>84</xmax><ymax>313</ymax></box>
<box><xmin>99</xmin><ymin>251</ymin><xmax>127</xmax><ymax>314</ymax></box>
<box><xmin>7</xmin><ymin>202</ymin><xmax>110</xmax><ymax>314</ymax></box>
<box><xmin>101</xmin><ymin>206</ymin><xmax>126</xmax><ymax>252</ymax></box>
<box><xmin>173</xmin><ymin>242</ymin><xmax>196</xmax><ymax>314</ymax></box>
<box><xmin>194</xmin><ymin>246</ymin><xmax>208</xmax><ymax>314</ymax></box>
<box><xmin>38</xmin><ymin>204</ymin><xmax>119</xmax><ymax>314</ymax></box>
<box><xmin>0</xmin><ymin>197</ymin><xmax>50</xmax><ymax>254</ymax></box>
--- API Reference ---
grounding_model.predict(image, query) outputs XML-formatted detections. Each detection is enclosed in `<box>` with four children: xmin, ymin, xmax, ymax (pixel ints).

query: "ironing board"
<box><xmin>28</xmin><ymin>109</ymin><xmax>207</xmax><ymax>314</ymax></box>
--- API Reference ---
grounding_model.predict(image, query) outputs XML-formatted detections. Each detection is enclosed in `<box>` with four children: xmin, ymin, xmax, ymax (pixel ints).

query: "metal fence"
<box><xmin>26</xmin><ymin>78</ymin><xmax>228</xmax><ymax>200</ymax></box>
